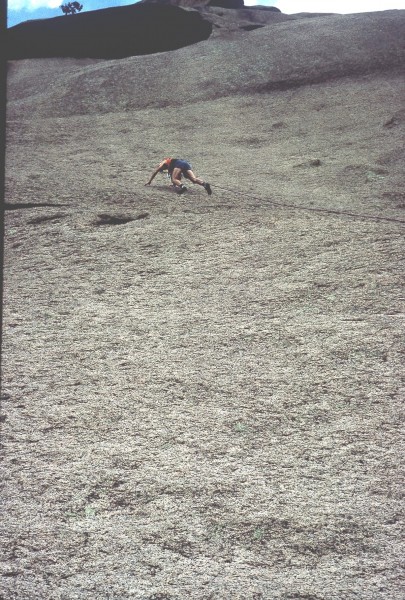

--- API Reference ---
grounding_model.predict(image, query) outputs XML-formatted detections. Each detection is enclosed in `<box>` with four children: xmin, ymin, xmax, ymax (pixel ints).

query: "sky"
<box><xmin>7</xmin><ymin>0</ymin><xmax>405</xmax><ymax>27</ymax></box>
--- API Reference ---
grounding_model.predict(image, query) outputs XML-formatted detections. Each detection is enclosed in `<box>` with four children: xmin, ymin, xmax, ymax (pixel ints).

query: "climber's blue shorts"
<box><xmin>171</xmin><ymin>159</ymin><xmax>192</xmax><ymax>172</ymax></box>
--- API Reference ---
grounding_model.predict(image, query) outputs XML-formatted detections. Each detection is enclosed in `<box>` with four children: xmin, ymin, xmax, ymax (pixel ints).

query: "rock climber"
<box><xmin>145</xmin><ymin>158</ymin><xmax>212</xmax><ymax>195</ymax></box>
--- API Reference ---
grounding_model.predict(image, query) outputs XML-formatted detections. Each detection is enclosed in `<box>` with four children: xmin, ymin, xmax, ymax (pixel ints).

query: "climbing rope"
<box><xmin>139</xmin><ymin>169</ymin><xmax>405</xmax><ymax>226</ymax></box>
<box><xmin>212</xmin><ymin>184</ymin><xmax>405</xmax><ymax>226</ymax></box>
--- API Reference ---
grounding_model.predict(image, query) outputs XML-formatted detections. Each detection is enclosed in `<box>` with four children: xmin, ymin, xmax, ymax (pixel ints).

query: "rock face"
<box><xmin>208</xmin><ymin>0</ymin><xmax>244</xmax><ymax>7</ymax></box>
<box><xmin>141</xmin><ymin>0</ymin><xmax>280</xmax><ymax>8</ymax></box>
<box><xmin>7</xmin><ymin>10</ymin><xmax>405</xmax><ymax>119</ymax></box>
<box><xmin>6</xmin><ymin>0</ymin><xmax>291</xmax><ymax>60</ymax></box>
<box><xmin>3</xmin><ymin>7</ymin><xmax>405</xmax><ymax>600</ymax></box>
<box><xmin>141</xmin><ymin>0</ymin><xmax>244</xmax><ymax>6</ymax></box>
<box><xmin>6</xmin><ymin>3</ymin><xmax>213</xmax><ymax>59</ymax></box>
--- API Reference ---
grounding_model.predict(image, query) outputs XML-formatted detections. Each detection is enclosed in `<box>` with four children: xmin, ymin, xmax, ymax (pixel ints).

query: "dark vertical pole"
<box><xmin>0</xmin><ymin>0</ymin><xmax>6</xmax><ymax>386</ymax></box>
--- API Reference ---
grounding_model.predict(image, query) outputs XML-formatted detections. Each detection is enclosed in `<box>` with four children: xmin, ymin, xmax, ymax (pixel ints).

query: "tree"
<box><xmin>60</xmin><ymin>2</ymin><xmax>83</xmax><ymax>15</ymax></box>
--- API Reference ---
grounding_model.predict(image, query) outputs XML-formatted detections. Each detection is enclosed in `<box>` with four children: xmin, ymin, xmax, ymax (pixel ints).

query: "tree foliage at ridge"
<box><xmin>60</xmin><ymin>2</ymin><xmax>83</xmax><ymax>16</ymax></box>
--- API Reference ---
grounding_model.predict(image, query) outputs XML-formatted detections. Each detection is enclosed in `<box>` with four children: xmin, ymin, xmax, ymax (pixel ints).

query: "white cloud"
<box><xmin>8</xmin><ymin>0</ymin><xmax>134</xmax><ymax>13</ymax></box>
<box><xmin>244</xmin><ymin>0</ymin><xmax>405</xmax><ymax>13</ymax></box>
<box><xmin>9</xmin><ymin>0</ymin><xmax>61</xmax><ymax>10</ymax></box>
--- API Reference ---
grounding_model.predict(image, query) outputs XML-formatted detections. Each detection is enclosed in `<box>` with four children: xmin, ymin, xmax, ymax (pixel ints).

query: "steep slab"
<box><xmin>6</xmin><ymin>3</ymin><xmax>212</xmax><ymax>59</ymax></box>
<box><xmin>7</xmin><ymin>11</ymin><xmax>405</xmax><ymax>118</ymax></box>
